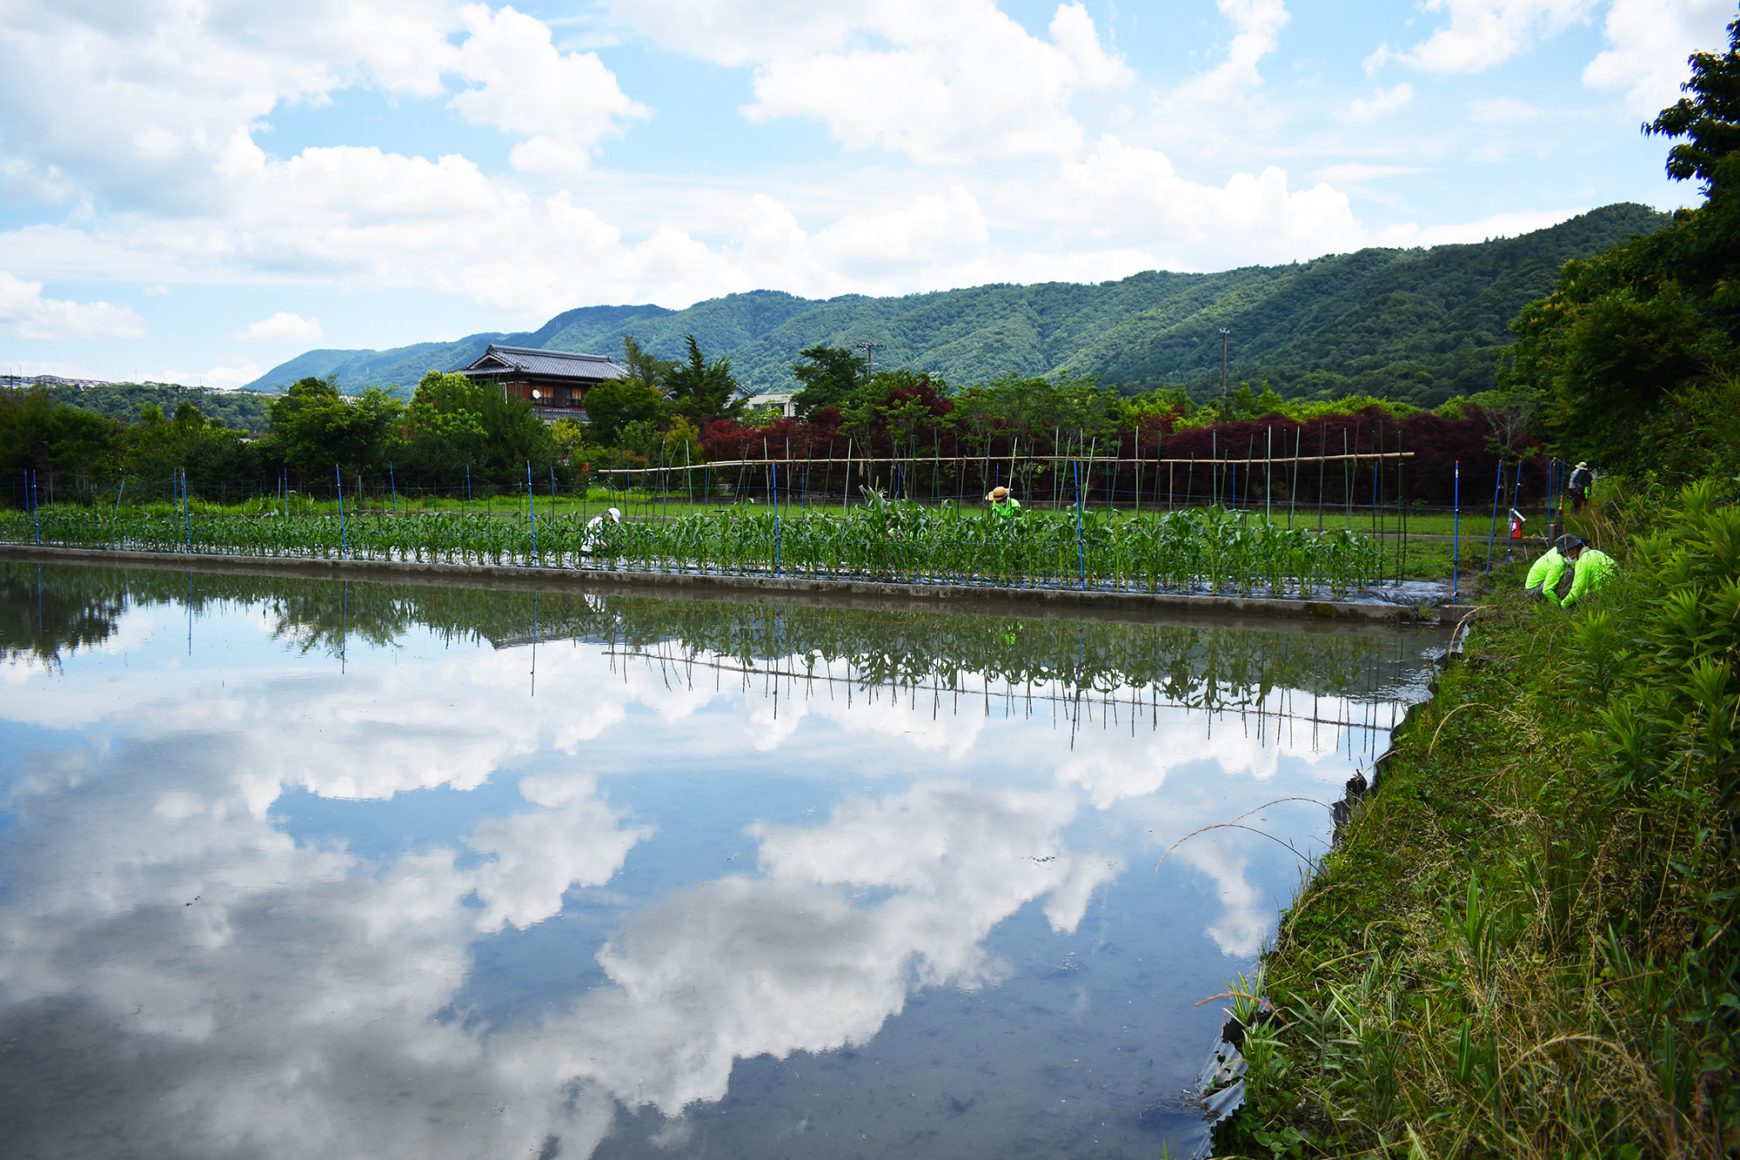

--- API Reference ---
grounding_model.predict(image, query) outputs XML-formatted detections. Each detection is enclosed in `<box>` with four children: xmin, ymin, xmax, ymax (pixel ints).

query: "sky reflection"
<box><xmin>0</xmin><ymin>565</ymin><xmax>1444</xmax><ymax>1158</ymax></box>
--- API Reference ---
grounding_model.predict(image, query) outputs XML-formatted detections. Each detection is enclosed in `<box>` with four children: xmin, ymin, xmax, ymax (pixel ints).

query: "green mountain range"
<box><xmin>246</xmin><ymin>202</ymin><xmax>1668</xmax><ymax>406</ymax></box>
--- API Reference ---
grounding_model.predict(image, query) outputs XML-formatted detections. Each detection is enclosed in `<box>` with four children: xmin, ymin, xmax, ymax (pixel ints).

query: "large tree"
<box><xmin>620</xmin><ymin>336</ymin><xmax>677</xmax><ymax>387</ymax></box>
<box><xmin>399</xmin><ymin>371</ymin><xmax>554</xmax><ymax>481</ymax></box>
<box><xmin>790</xmin><ymin>345</ymin><xmax>867</xmax><ymax>417</ymax></box>
<box><xmin>266</xmin><ymin>377</ymin><xmax>402</xmax><ymax>479</ymax></box>
<box><xmin>1501</xmin><ymin>15</ymin><xmax>1740</xmax><ymax>480</ymax></box>
<box><xmin>663</xmin><ymin>335</ymin><xmax>746</xmax><ymax>424</ymax></box>
<box><xmin>580</xmin><ymin>377</ymin><xmax>666</xmax><ymax>448</ymax></box>
<box><xmin>123</xmin><ymin>402</ymin><xmax>257</xmax><ymax>492</ymax></box>
<box><xmin>1646</xmin><ymin>13</ymin><xmax>1740</xmax><ymax>191</ymax></box>
<box><xmin>0</xmin><ymin>389</ymin><xmax>123</xmax><ymax>495</ymax></box>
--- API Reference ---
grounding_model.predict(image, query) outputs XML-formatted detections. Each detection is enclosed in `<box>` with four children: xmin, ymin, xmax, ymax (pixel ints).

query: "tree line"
<box><xmin>4</xmin><ymin>335</ymin><xmax>1543</xmax><ymax>509</ymax></box>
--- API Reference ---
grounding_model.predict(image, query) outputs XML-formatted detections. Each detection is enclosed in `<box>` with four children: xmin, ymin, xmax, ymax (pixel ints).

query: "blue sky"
<box><xmin>0</xmin><ymin>0</ymin><xmax>1732</xmax><ymax>388</ymax></box>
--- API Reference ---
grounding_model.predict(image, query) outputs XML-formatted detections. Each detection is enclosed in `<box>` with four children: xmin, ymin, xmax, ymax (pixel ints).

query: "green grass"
<box><xmin>1217</xmin><ymin>479</ymin><xmax>1740</xmax><ymax>1156</ymax></box>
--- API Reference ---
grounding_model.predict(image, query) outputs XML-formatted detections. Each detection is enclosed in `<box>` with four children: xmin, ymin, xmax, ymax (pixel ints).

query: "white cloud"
<box><xmin>1312</xmin><ymin>162</ymin><xmax>1430</xmax><ymax>184</ymax></box>
<box><xmin>813</xmin><ymin>185</ymin><xmax>991</xmax><ymax>272</ymax></box>
<box><xmin>607</xmin><ymin>0</ymin><xmax>1131</xmax><ymax>162</ymax></box>
<box><xmin>1583</xmin><ymin>0</ymin><xmax>1735</xmax><ymax>116</ymax></box>
<box><xmin>234</xmin><ymin>310</ymin><xmax>324</xmax><ymax>342</ymax></box>
<box><xmin>1051</xmin><ymin>136</ymin><xmax>1366</xmax><ymax>271</ymax></box>
<box><xmin>0</xmin><ymin>0</ymin><xmax>463</xmax><ymax>214</ymax></box>
<box><xmin>0</xmin><ymin>271</ymin><xmax>145</xmax><ymax>339</ymax></box>
<box><xmin>1168</xmin><ymin>0</ymin><xmax>1291</xmax><ymax>107</ymax></box>
<box><xmin>1348</xmin><ymin>82</ymin><xmax>1415</xmax><ymax>122</ymax></box>
<box><xmin>1376</xmin><ymin>206</ymin><xmax>1578</xmax><ymax>248</ymax></box>
<box><xmin>196</xmin><ymin>363</ymin><xmax>264</xmax><ymax>388</ymax></box>
<box><xmin>1389</xmin><ymin>0</ymin><xmax>1591</xmax><ymax>74</ymax></box>
<box><xmin>448</xmin><ymin>4</ymin><xmax>649</xmax><ymax>173</ymax></box>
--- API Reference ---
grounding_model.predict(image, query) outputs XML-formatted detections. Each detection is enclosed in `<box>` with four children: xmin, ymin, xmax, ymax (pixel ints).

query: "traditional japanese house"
<box><xmin>454</xmin><ymin>344</ymin><xmax>628</xmax><ymax>421</ymax></box>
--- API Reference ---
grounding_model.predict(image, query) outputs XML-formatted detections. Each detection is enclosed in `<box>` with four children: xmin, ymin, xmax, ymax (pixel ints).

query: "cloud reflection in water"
<box><xmin>0</xmin><ymin>574</ymin><xmax>1438</xmax><ymax>1157</ymax></box>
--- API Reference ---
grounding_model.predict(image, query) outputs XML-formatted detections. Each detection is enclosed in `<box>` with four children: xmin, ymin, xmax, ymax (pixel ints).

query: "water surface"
<box><xmin>0</xmin><ymin>563</ymin><xmax>1446</xmax><ymax>1158</ymax></box>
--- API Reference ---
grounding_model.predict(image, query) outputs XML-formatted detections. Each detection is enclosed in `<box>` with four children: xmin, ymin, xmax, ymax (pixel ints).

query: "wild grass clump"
<box><xmin>1221</xmin><ymin>477</ymin><xmax>1739</xmax><ymax>1157</ymax></box>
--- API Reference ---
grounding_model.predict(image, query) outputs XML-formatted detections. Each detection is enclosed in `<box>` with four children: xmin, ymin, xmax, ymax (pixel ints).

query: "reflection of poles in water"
<box><xmin>36</xmin><ymin>565</ymin><xmax>44</xmax><ymax>637</ymax></box>
<box><xmin>530</xmin><ymin>591</ymin><xmax>539</xmax><ymax>698</ymax></box>
<box><xmin>581</xmin><ymin>623</ymin><xmax>1415</xmax><ymax>748</ymax></box>
<box><xmin>186</xmin><ymin>571</ymin><xmax>193</xmax><ymax>656</ymax></box>
<box><xmin>340</xmin><ymin>580</ymin><xmax>348</xmax><ymax>674</ymax></box>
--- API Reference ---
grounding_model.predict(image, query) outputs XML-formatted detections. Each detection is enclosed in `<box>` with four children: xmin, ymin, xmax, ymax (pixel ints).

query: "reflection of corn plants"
<box><xmin>5</xmin><ymin>500</ymin><xmax>1389</xmax><ymax>596</ymax></box>
<box><xmin>4</xmin><ymin>559</ymin><xmax>1416</xmax><ymax>703</ymax></box>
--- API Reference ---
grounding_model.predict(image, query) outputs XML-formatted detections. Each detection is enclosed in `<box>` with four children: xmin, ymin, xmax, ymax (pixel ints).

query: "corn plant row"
<box><xmin>1</xmin><ymin>500</ymin><xmax>1387</xmax><ymax>597</ymax></box>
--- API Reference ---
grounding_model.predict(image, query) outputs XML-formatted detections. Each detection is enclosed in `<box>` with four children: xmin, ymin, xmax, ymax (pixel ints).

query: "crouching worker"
<box><xmin>986</xmin><ymin>485</ymin><xmax>1022</xmax><ymax>526</ymax></box>
<box><xmin>1524</xmin><ymin>534</ymin><xmax>1576</xmax><ymax>601</ymax></box>
<box><xmin>1559</xmin><ymin>536</ymin><xmax>1616</xmax><ymax>609</ymax></box>
<box><xmin>581</xmin><ymin>506</ymin><xmax>622</xmax><ymax>561</ymax></box>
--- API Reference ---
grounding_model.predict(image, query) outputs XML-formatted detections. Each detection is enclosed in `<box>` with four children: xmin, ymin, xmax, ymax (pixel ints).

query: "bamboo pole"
<box><xmin>592</xmin><ymin>449</ymin><xmax>1411</xmax><ymax>472</ymax></box>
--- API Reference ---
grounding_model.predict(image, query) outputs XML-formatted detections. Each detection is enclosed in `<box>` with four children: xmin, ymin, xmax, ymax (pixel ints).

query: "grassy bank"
<box><xmin>1219</xmin><ymin>479</ymin><xmax>1738</xmax><ymax>1157</ymax></box>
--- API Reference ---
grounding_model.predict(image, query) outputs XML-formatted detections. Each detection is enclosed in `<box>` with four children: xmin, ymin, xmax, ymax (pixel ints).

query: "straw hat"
<box><xmin>986</xmin><ymin>486</ymin><xmax>1010</xmax><ymax>501</ymax></box>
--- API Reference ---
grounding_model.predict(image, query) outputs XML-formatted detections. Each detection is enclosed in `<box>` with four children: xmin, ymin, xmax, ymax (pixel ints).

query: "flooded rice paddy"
<box><xmin>0</xmin><ymin>562</ymin><xmax>1448</xmax><ymax>1158</ymax></box>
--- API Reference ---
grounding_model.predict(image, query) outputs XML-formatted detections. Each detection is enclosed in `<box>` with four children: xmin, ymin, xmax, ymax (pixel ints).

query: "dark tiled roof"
<box><xmin>458</xmin><ymin>344</ymin><xmax>627</xmax><ymax>382</ymax></box>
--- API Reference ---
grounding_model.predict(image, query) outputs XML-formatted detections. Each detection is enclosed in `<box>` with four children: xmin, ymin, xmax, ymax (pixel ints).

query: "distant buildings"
<box><xmin>743</xmin><ymin>390</ymin><xmax>797</xmax><ymax>418</ymax></box>
<box><xmin>453</xmin><ymin>344</ymin><xmax>627</xmax><ymax>422</ymax></box>
<box><xmin>4</xmin><ymin>373</ymin><xmax>115</xmax><ymax>390</ymax></box>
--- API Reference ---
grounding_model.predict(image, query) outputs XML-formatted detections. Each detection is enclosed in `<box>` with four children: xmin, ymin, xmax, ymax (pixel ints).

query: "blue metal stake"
<box><xmin>1485</xmin><ymin>461</ymin><xmax>1504</xmax><ymax>572</ymax></box>
<box><xmin>336</xmin><ymin>463</ymin><xmax>349</xmax><ymax>560</ymax></box>
<box><xmin>181</xmin><ymin>468</ymin><xmax>192</xmax><ymax>553</ymax></box>
<box><xmin>1452</xmin><ymin>460</ymin><xmax>1461</xmax><ymax>601</ymax></box>
<box><xmin>1552</xmin><ymin>459</ymin><xmax>1566</xmax><ymax>539</ymax></box>
<box><xmin>1505</xmin><ymin>462</ymin><xmax>1524</xmax><ymax>562</ymax></box>
<box><xmin>389</xmin><ymin>462</ymin><xmax>398</xmax><ymax>513</ymax></box>
<box><xmin>526</xmin><ymin>461</ymin><xmax>539</xmax><ymax>567</ymax></box>
<box><xmin>31</xmin><ymin>470</ymin><xmax>42</xmax><ymax>545</ymax></box>
<box><xmin>772</xmin><ymin>460</ymin><xmax>782</xmax><ymax>575</ymax></box>
<box><xmin>1073</xmin><ymin>458</ymin><xmax>1086</xmax><ymax>588</ymax></box>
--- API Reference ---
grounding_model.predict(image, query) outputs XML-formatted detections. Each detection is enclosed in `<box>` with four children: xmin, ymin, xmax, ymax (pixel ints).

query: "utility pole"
<box><xmin>856</xmin><ymin>341</ymin><xmax>877</xmax><ymax>383</ymax></box>
<box><xmin>1219</xmin><ymin>328</ymin><xmax>1230</xmax><ymax>411</ymax></box>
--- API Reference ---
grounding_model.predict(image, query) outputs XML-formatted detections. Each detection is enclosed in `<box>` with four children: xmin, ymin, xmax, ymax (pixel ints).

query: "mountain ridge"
<box><xmin>245</xmin><ymin>203</ymin><xmax>1669</xmax><ymax>406</ymax></box>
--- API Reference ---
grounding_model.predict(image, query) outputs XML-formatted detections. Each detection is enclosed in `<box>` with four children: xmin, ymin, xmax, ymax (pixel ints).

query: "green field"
<box><xmin>0</xmin><ymin>496</ymin><xmax>1500</xmax><ymax>595</ymax></box>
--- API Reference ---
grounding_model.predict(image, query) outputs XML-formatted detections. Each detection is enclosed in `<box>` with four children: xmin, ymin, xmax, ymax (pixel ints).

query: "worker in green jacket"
<box><xmin>1560</xmin><ymin>537</ymin><xmax>1617</xmax><ymax>609</ymax></box>
<box><xmin>1524</xmin><ymin>535</ymin><xmax>1575</xmax><ymax>601</ymax></box>
<box><xmin>986</xmin><ymin>485</ymin><xmax>1022</xmax><ymax>525</ymax></box>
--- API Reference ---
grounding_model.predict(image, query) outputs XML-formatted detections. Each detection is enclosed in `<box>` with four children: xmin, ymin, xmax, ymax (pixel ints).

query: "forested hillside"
<box><xmin>26</xmin><ymin>382</ymin><xmax>274</xmax><ymax>432</ymax></box>
<box><xmin>247</xmin><ymin>203</ymin><xmax>1665</xmax><ymax>404</ymax></box>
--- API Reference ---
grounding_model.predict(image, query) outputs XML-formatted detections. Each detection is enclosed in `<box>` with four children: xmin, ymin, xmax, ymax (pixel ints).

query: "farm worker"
<box><xmin>1523</xmin><ymin>534</ymin><xmax>1575</xmax><ymax>601</ymax></box>
<box><xmin>1559</xmin><ymin>537</ymin><xmax>1616</xmax><ymax>609</ymax></box>
<box><xmin>1567</xmin><ymin>461</ymin><xmax>1593</xmax><ymax>512</ymax></box>
<box><xmin>581</xmin><ymin>506</ymin><xmax>621</xmax><ymax>557</ymax></box>
<box><xmin>986</xmin><ymin>485</ymin><xmax>1022</xmax><ymax>524</ymax></box>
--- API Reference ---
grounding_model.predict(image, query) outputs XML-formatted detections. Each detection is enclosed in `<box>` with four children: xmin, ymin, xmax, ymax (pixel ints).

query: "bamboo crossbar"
<box><xmin>596</xmin><ymin>450</ymin><xmax>1415</xmax><ymax>475</ymax></box>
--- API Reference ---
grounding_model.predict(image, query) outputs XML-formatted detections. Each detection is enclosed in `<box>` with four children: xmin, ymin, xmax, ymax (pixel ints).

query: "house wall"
<box><xmin>502</xmin><ymin>379</ymin><xmax>588</xmax><ymax>410</ymax></box>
